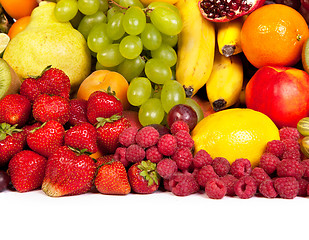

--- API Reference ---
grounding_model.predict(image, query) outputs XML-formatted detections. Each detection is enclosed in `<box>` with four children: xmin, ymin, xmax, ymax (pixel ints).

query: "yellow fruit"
<box><xmin>191</xmin><ymin>108</ymin><xmax>279</xmax><ymax>167</ymax></box>
<box><xmin>140</xmin><ymin>0</ymin><xmax>178</xmax><ymax>6</ymax></box>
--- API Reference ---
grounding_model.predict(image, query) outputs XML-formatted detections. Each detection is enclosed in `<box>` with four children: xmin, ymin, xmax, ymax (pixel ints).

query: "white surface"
<box><xmin>1</xmin><ymin>190</ymin><xmax>308</xmax><ymax>240</ymax></box>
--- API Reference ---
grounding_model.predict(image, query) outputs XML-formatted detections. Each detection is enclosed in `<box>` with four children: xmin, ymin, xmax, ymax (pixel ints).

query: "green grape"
<box><xmin>96</xmin><ymin>61</ymin><xmax>119</xmax><ymax>71</ymax></box>
<box><xmin>54</xmin><ymin>0</ymin><xmax>78</xmax><ymax>22</ymax></box>
<box><xmin>78</xmin><ymin>11</ymin><xmax>106</xmax><ymax>39</ymax></box>
<box><xmin>106</xmin><ymin>13</ymin><xmax>125</xmax><ymax>40</ymax></box>
<box><xmin>151</xmin><ymin>43</ymin><xmax>177</xmax><ymax>67</ymax></box>
<box><xmin>97</xmin><ymin>43</ymin><xmax>125</xmax><ymax>67</ymax></box>
<box><xmin>184</xmin><ymin>98</ymin><xmax>204</xmax><ymax>123</ymax></box>
<box><xmin>119</xmin><ymin>35</ymin><xmax>143</xmax><ymax>59</ymax></box>
<box><xmin>122</xmin><ymin>6</ymin><xmax>146</xmax><ymax>35</ymax></box>
<box><xmin>127</xmin><ymin>77</ymin><xmax>152</xmax><ymax>106</ymax></box>
<box><xmin>161</xmin><ymin>80</ymin><xmax>186</xmax><ymax>113</ymax></box>
<box><xmin>117</xmin><ymin>56</ymin><xmax>145</xmax><ymax>82</ymax></box>
<box><xmin>297</xmin><ymin>117</ymin><xmax>309</xmax><ymax>136</ymax></box>
<box><xmin>148</xmin><ymin>1</ymin><xmax>180</xmax><ymax>14</ymax></box>
<box><xmin>98</xmin><ymin>0</ymin><xmax>109</xmax><ymax>12</ymax></box>
<box><xmin>107</xmin><ymin>6</ymin><xmax>122</xmax><ymax>21</ymax></box>
<box><xmin>145</xmin><ymin>58</ymin><xmax>172</xmax><ymax>84</ymax></box>
<box><xmin>70</xmin><ymin>10</ymin><xmax>84</xmax><ymax>29</ymax></box>
<box><xmin>78</xmin><ymin>0</ymin><xmax>100</xmax><ymax>15</ymax></box>
<box><xmin>138</xmin><ymin>98</ymin><xmax>165</xmax><ymax>126</ymax></box>
<box><xmin>161</xmin><ymin>33</ymin><xmax>178</xmax><ymax>47</ymax></box>
<box><xmin>140</xmin><ymin>23</ymin><xmax>162</xmax><ymax>50</ymax></box>
<box><xmin>119</xmin><ymin>0</ymin><xmax>144</xmax><ymax>8</ymax></box>
<box><xmin>148</xmin><ymin>6</ymin><xmax>182</xmax><ymax>36</ymax></box>
<box><xmin>87</xmin><ymin>22</ymin><xmax>112</xmax><ymax>53</ymax></box>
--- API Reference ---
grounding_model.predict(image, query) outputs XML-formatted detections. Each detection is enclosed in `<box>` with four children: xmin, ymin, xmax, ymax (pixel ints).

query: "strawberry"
<box><xmin>127</xmin><ymin>160</ymin><xmax>160</xmax><ymax>194</ymax></box>
<box><xmin>94</xmin><ymin>158</ymin><xmax>131</xmax><ymax>195</ymax></box>
<box><xmin>0</xmin><ymin>123</ymin><xmax>26</xmax><ymax>166</ymax></box>
<box><xmin>42</xmin><ymin>146</ymin><xmax>96</xmax><ymax>197</ymax></box>
<box><xmin>32</xmin><ymin>94</ymin><xmax>70</xmax><ymax>125</ymax></box>
<box><xmin>68</xmin><ymin>98</ymin><xmax>88</xmax><ymax>126</ymax></box>
<box><xmin>22</xmin><ymin>122</ymin><xmax>42</xmax><ymax>138</ymax></box>
<box><xmin>86</xmin><ymin>89</ymin><xmax>123</xmax><ymax>125</ymax></box>
<box><xmin>0</xmin><ymin>94</ymin><xmax>32</xmax><ymax>127</ymax></box>
<box><xmin>64</xmin><ymin>122</ymin><xmax>98</xmax><ymax>154</ymax></box>
<box><xmin>95</xmin><ymin>154</ymin><xmax>114</xmax><ymax>168</ymax></box>
<box><xmin>96</xmin><ymin>114</ymin><xmax>131</xmax><ymax>154</ymax></box>
<box><xmin>8</xmin><ymin>150</ymin><xmax>47</xmax><ymax>192</ymax></box>
<box><xmin>20</xmin><ymin>77</ymin><xmax>42</xmax><ymax>104</ymax></box>
<box><xmin>26</xmin><ymin>120</ymin><xmax>65</xmax><ymax>158</ymax></box>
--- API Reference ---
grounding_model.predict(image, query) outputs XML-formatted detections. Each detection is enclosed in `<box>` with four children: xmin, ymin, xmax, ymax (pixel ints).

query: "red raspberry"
<box><xmin>170</xmin><ymin>120</ymin><xmax>190</xmax><ymax>135</ymax></box>
<box><xmin>234</xmin><ymin>176</ymin><xmax>257</xmax><ymax>199</ymax></box>
<box><xmin>196</xmin><ymin>165</ymin><xmax>219</xmax><ymax>188</ymax></box>
<box><xmin>279</xmin><ymin>127</ymin><xmax>300</xmax><ymax>141</ymax></box>
<box><xmin>135</xmin><ymin>126</ymin><xmax>159</xmax><ymax>148</ymax></box>
<box><xmin>205</xmin><ymin>178</ymin><xmax>226</xmax><ymax>199</ymax></box>
<box><xmin>145</xmin><ymin>146</ymin><xmax>163</xmax><ymax>163</ymax></box>
<box><xmin>125</xmin><ymin>144</ymin><xmax>145</xmax><ymax>163</ymax></box>
<box><xmin>282</xmin><ymin>149</ymin><xmax>301</xmax><ymax>162</ymax></box>
<box><xmin>250</xmin><ymin>167</ymin><xmax>271</xmax><ymax>186</ymax></box>
<box><xmin>192</xmin><ymin>149</ymin><xmax>213</xmax><ymax>169</ymax></box>
<box><xmin>259</xmin><ymin>179</ymin><xmax>277</xmax><ymax>198</ymax></box>
<box><xmin>169</xmin><ymin>172</ymin><xmax>199</xmax><ymax>196</ymax></box>
<box><xmin>302</xmin><ymin>159</ymin><xmax>309</xmax><ymax>180</ymax></box>
<box><xmin>113</xmin><ymin>147</ymin><xmax>129</xmax><ymax>167</ymax></box>
<box><xmin>220</xmin><ymin>174</ymin><xmax>238</xmax><ymax>196</ymax></box>
<box><xmin>265</xmin><ymin>140</ymin><xmax>285</xmax><ymax>158</ymax></box>
<box><xmin>174</xmin><ymin>130</ymin><xmax>194</xmax><ymax>149</ymax></box>
<box><xmin>297</xmin><ymin>178</ymin><xmax>308</xmax><ymax>197</ymax></box>
<box><xmin>230</xmin><ymin>158</ymin><xmax>252</xmax><ymax>179</ymax></box>
<box><xmin>259</xmin><ymin>153</ymin><xmax>280</xmax><ymax>175</ymax></box>
<box><xmin>211</xmin><ymin>157</ymin><xmax>230</xmax><ymax>177</ymax></box>
<box><xmin>274</xmin><ymin>177</ymin><xmax>299</xmax><ymax>199</ymax></box>
<box><xmin>156</xmin><ymin>158</ymin><xmax>177</xmax><ymax>179</ymax></box>
<box><xmin>172</xmin><ymin>147</ymin><xmax>193</xmax><ymax>171</ymax></box>
<box><xmin>118</xmin><ymin>126</ymin><xmax>138</xmax><ymax>147</ymax></box>
<box><xmin>282</xmin><ymin>139</ymin><xmax>300</xmax><ymax>152</ymax></box>
<box><xmin>157</xmin><ymin>134</ymin><xmax>177</xmax><ymax>156</ymax></box>
<box><xmin>277</xmin><ymin>159</ymin><xmax>304</xmax><ymax>179</ymax></box>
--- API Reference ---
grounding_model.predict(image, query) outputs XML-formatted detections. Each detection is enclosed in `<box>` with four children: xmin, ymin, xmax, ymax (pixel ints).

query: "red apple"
<box><xmin>245</xmin><ymin>66</ymin><xmax>309</xmax><ymax>128</ymax></box>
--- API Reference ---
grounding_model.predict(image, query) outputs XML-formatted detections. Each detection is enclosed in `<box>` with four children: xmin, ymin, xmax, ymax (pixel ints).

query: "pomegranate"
<box><xmin>199</xmin><ymin>0</ymin><xmax>266</xmax><ymax>22</ymax></box>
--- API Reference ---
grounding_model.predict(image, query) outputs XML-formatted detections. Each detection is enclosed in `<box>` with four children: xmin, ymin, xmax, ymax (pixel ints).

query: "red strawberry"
<box><xmin>96</xmin><ymin>115</ymin><xmax>131</xmax><ymax>154</ymax></box>
<box><xmin>95</xmin><ymin>158</ymin><xmax>131</xmax><ymax>195</ymax></box>
<box><xmin>22</xmin><ymin>122</ymin><xmax>42</xmax><ymax>138</ymax></box>
<box><xmin>8</xmin><ymin>150</ymin><xmax>47</xmax><ymax>192</ymax></box>
<box><xmin>32</xmin><ymin>94</ymin><xmax>70</xmax><ymax>125</ymax></box>
<box><xmin>20</xmin><ymin>78</ymin><xmax>41</xmax><ymax>104</ymax></box>
<box><xmin>86</xmin><ymin>90</ymin><xmax>123</xmax><ymax>125</ymax></box>
<box><xmin>42</xmin><ymin>146</ymin><xmax>96</xmax><ymax>197</ymax></box>
<box><xmin>68</xmin><ymin>98</ymin><xmax>88</xmax><ymax>126</ymax></box>
<box><xmin>26</xmin><ymin>120</ymin><xmax>65</xmax><ymax>158</ymax></box>
<box><xmin>0</xmin><ymin>94</ymin><xmax>31</xmax><ymax>127</ymax></box>
<box><xmin>95</xmin><ymin>155</ymin><xmax>114</xmax><ymax>168</ymax></box>
<box><xmin>64</xmin><ymin>122</ymin><xmax>98</xmax><ymax>154</ymax></box>
<box><xmin>0</xmin><ymin>123</ymin><xmax>26</xmax><ymax>166</ymax></box>
<box><xmin>127</xmin><ymin>160</ymin><xmax>160</xmax><ymax>194</ymax></box>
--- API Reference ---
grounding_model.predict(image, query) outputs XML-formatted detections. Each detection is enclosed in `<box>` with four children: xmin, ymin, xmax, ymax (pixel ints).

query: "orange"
<box><xmin>240</xmin><ymin>4</ymin><xmax>309</xmax><ymax>68</ymax></box>
<box><xmin>7</xmin><ymin>16</ymin><xmax>31</xmax><ymax>39</ymax></box>
<box><xmin>0</xmin><ymin>0</ymin><xmax>38</xmax><ymax>20</ymax></box>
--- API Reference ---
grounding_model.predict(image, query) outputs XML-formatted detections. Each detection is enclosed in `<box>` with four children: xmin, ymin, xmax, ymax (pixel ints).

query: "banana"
<box><xmin>216</xmin><ymin>16</ymin><xmax>245</xmax><ymax>57</ymax></box>
<box><xmin>206</xmin><ymin>48</ymin><xmax>243</xmax><ymax>111</ymax></box>
<box><xmin>175</xmin><ymin>0</ymin><xmax>215</xmax><ymax>97</ymax></box>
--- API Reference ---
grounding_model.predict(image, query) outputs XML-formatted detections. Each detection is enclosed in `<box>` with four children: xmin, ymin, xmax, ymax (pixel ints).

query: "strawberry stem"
<box><xmin>138</xmin><ymin>160</ymin><xmax>159</xmax><ymax>186</ymax></box>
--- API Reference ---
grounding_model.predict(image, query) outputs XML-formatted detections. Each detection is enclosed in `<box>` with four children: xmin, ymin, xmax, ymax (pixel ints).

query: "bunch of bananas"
<box><xmin>175</xmin><ymin>0</ymin><xmax>245</xmax><ymax>112</ymax></box>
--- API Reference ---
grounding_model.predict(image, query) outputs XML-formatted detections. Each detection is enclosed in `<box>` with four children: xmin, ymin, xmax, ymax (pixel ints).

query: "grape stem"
<box><xmin>109</xmin><ymin>0</ymin><xmax>129</xmax><ymax>10</ymax></box>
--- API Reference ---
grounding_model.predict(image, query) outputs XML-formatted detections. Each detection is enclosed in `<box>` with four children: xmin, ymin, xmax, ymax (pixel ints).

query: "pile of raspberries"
<box><xmin>114</xmin><ymin>121</ymin><xmax>308</xmax><ymax>199</ymax></box>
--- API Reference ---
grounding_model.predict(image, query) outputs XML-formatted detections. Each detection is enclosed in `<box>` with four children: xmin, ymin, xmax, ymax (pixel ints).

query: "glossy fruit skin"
<box><xmin>0</xmin><ymin>170</ymin><xmax>10</xmax><ymax>192</ymax></box>
<box><xmin>0</xmin><ymin>0</ymin><xmax>38</xmax><ymax>19</ymax></box>
<box><xmin>167</xmin><ymin>104</ymin><xmax>198</xmax><ymax>131</ymax></box>
<box><xmin>245</xmin><ymin>66</ymin><xmax>309</xmax><ymax>128</ymax></box>
<box><xmin>8</xmin><ymin>16</ymin><xmax>31</xmax><ymax>39</ymax></box>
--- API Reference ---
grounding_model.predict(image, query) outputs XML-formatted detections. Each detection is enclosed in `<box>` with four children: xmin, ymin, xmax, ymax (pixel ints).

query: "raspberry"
<box><xmin>169</xmin><ymin>172</ymin><xmax>199</xmax><ymax>196</ymax></box>
<box><xmin>259</xmin><ymin>179</ymin><xmax>277</xmax><ymax>198</ymax></box>
<box><xmin>157</xmin><ymin>134</ymin><xmax>177</xmax><ymax>156</ymax></box>
<box><xmin>297</xmin><ymin>178</ymin><xmax>308</xmax><ymax>197</ymax></box>
<box><xmin>118</xmin><ymin>127</ymin><xmax>138</xmax><ymax>147</ymax></box>
<box><xmin>196</xmin><ymin>165</ymin><xmax>219</xmax><ymax>187</ymax></box>
<box><xmin>234</xmin><ymin>176</ymin><xmax>257</xmax><ymax>199</ymax></box>
<box><xmin>274</xmin><ymin>177</ymin><xmax>299</xmax><ymax>199</ymax></box>
<box><xmin>145</xmin><ymin>146</ymin><xmax>163</xmax><ymax>163</ymax></box>
<box><xmin>174</xmin><ymin>130</ymin><xmax>194</xmax><ymax>149</ymax></box>
<box><xmin>259</xmin><ymin>153</ymin><xmax>280</xmax><ymax>175</ymax></box>
<box><xmin>172</xmin><ymin>147</ymin><xmax>193</xmax><ymax>171</ymax></box>
<box><xmin>282</xmin><ymin>150</ymin><xmax>301</xmax><ymax>162</ymax></box>
<box><xmin>125</xmin><ymin>144</ymin><xmax>145</xmax><ymax>163</ymax></box>
<box><xmin>282</xmin><ymin>139</ymin><xmax>300</xmax><ymax>152</ymax></box>
<box><xmin>205</xmin><ymin>178</ymin><xmax>226</xmax><ymax>199</ymax></box>
<box><xmin>302</xmin><ymin>159</ymin><xmax>309</xmax><ymax>180</ymax></box>
<box><xmin>230</xmin><ymin>158</ymin><xmax>252</xmax><ymax>179</ymax></box>
<box><xmin>220</xmin><ymin>174</ymin><xmax>238</xmax><ymax>196</ymax></box>
<box><xmin>250</xmin><ymin>167</ymin><xmax>271</xmax><ymax>186</ymax></box>
<box><xmin>277</xmin><ymin>159</ymin><xmax>304</xmax><ymax>179</ymax></box>
<box><xmin>170</xmin><ymin>120</ymin><xmax>190</xmax><ymax>135</ymax></box>
<box><xmin>163</xmin><ymin>179</ymin><xmax>171</xmax><ymax>191</ymax></box>
<box><xmin>157</xmin><ymin>158</ymin><xmax>178</xmax><ymax>179</ymax></box>
<box><xmin>279</xmin><ymin>127</ymin><xmax>300</xmax><ymax>141</ymax></box>
<box><xmin>113</xmin><ymin>147</ymin><xmax>130</xmax><ymax>167</ymax></box>
<box><xmin>192</xmin><ymin>149</ymin><xmax>213</xmax><ymax>169</ymax></box>
<box><xmin>135</xmin><ymin>126</ymin><xmax>159</xmax><ymax>148</ymax></box>
<box><xmin>265</xmin><ymin>140</ymin><xmax>285</xmax><ymax>158</ymax></box>
<box><xmin>211</xmin><ymin>157</ymin><xmax>230</xmax><ymax>177</ymax></box>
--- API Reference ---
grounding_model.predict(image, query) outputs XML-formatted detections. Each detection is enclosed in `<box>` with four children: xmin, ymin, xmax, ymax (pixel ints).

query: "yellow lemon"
<box><xmin>191</xmin><ymin>108</ymin><xmax>279</xmax><ymax>167</ymax></box>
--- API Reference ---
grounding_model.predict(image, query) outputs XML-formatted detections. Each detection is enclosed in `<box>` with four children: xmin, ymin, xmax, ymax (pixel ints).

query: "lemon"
<box><xmin>0</xmin><ymin>33</ymin><xmax>10</xmax><ymax>56</ymax></box>
<box><xmin>191</xmin><ymin>108</ymin><xmax>280</xmax><ymax>167</ymax></box>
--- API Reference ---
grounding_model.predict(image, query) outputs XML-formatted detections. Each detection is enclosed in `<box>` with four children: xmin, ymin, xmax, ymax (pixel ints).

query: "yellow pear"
<box><xmin>3</xmin><ymin>1</ymin><xmax>91</xmax><ymax>92</ymax></box>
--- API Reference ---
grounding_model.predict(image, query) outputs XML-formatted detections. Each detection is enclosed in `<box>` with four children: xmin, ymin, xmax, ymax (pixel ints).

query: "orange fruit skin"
<box><xmin>76</xmin><ymin>70</ymin><xmax>130</xmax><ymax>110</ymax></box>
<box><xmin>8</xmin><ymin>16</ymin><xmax>31</xmax><ymax>39</ymax></box>
<box><xmin>0</xmin><ymin>0</ymin><xmax>38</xmax><ymax>20</ymax></box>
<box><xmin>241</xmin><ymin>4</ymin><xmax>309</xmax><ymax>68</ymax></box>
